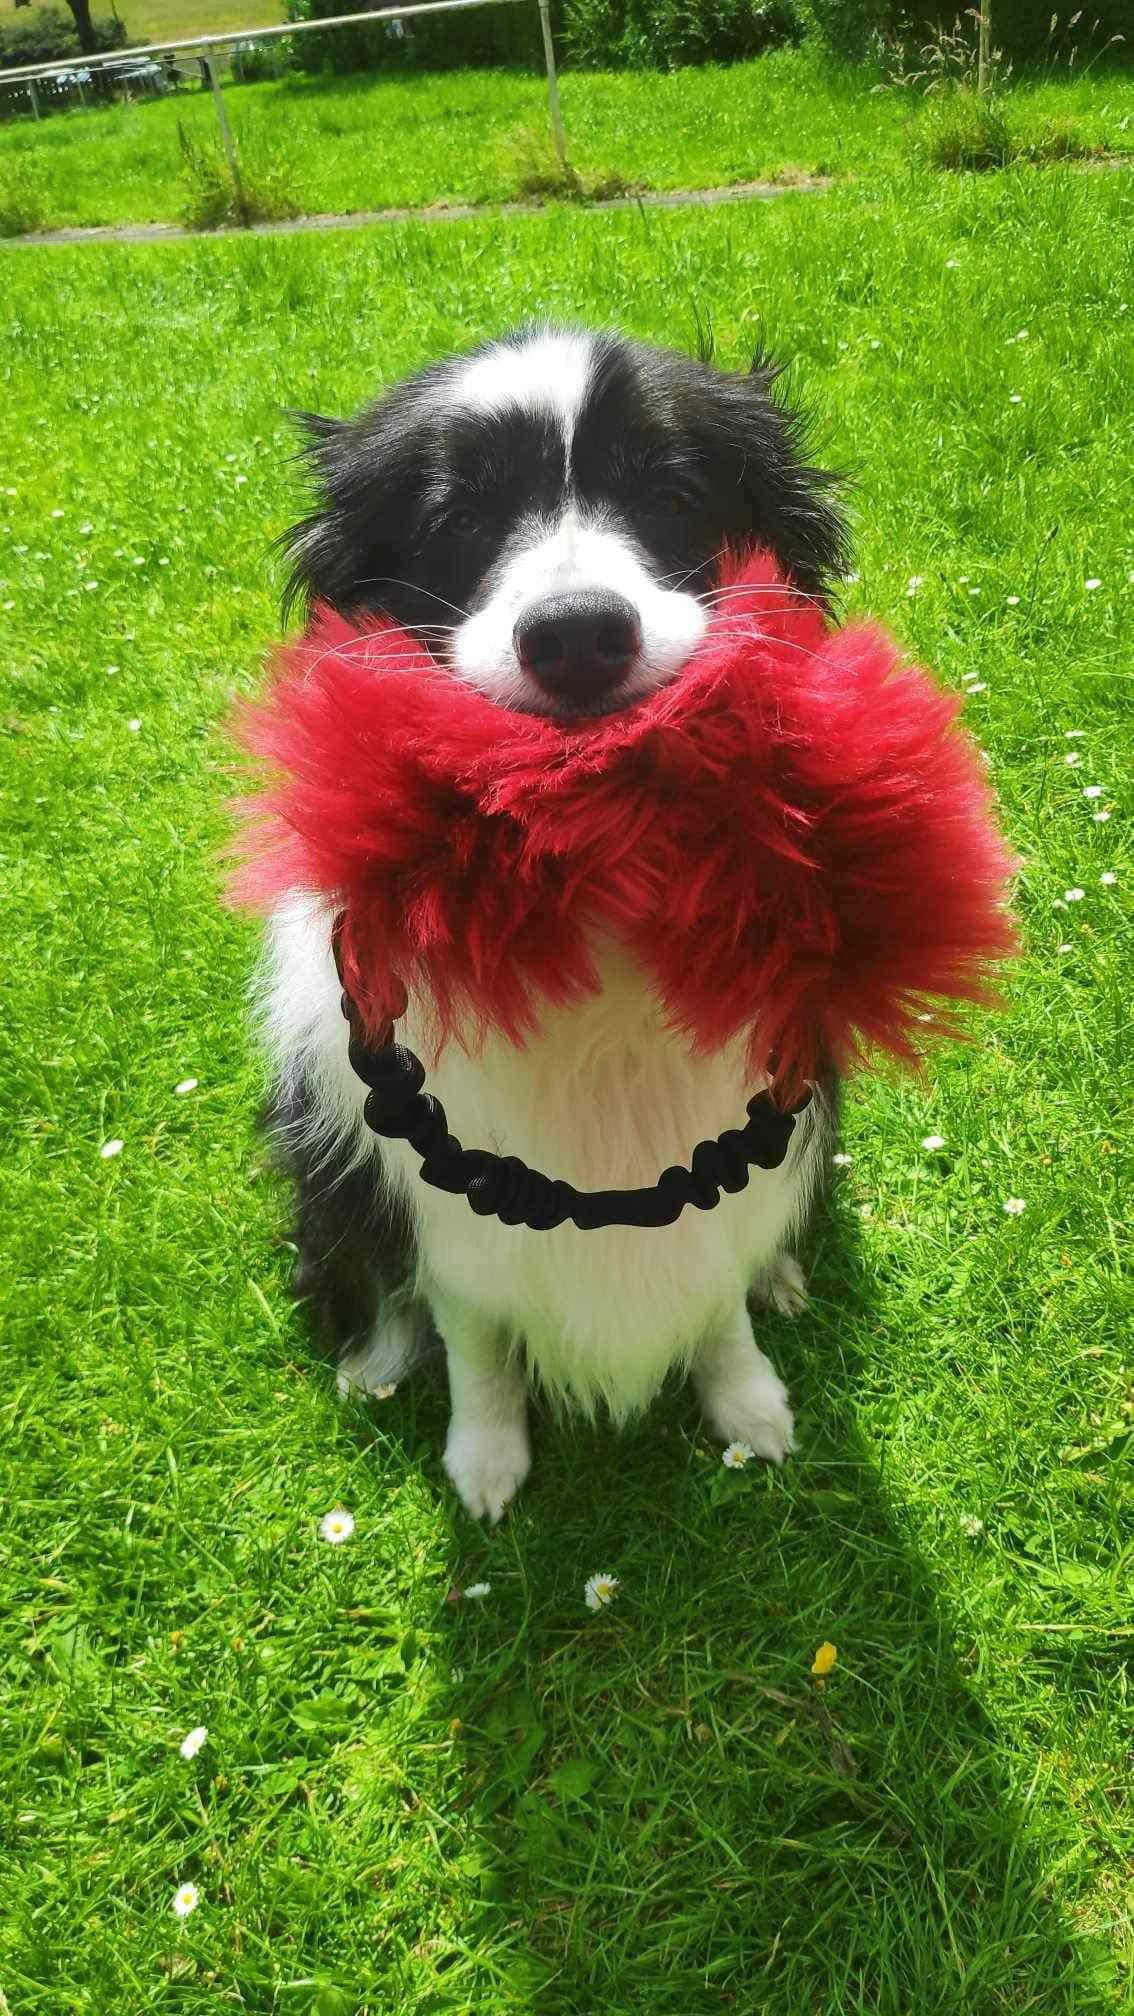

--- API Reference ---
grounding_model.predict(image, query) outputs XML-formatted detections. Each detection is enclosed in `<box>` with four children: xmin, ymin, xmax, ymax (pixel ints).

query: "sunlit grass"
<box><xmin>1</xmin><ymin>166</ymin><xmax>1131</xmax><ymax>2012</ymax></box>
<box><xmin>0</xmin><ymin>44</ymin><xmax>1131</xmax><ymax>232</ymax></box>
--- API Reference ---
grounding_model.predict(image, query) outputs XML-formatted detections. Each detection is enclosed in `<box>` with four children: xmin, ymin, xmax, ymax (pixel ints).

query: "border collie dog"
<box><xmin>261</xmin><ymin>324</ymin><xmax>846</xmax><ymax>1522</ymax></box>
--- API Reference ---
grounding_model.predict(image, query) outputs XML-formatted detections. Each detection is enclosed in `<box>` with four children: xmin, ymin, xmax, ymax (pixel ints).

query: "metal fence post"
<box><xmin>28</xmin><ymin>77</ymin><xmax>40</xmax><ymax>120</ymax></box>
<box><xmin>536</xmin><ymin>0</ymin><xmax>567</xmax><ymax>174</ymax></box>
<box><xmin>203</xmin><ymin>48</ymin><xmax>248</xmax><ymax>224</ymax></box>
<box><xmin>977</xmin><ymin>0</ymin><xmax>991</xmax><ymax>94</ymax></box>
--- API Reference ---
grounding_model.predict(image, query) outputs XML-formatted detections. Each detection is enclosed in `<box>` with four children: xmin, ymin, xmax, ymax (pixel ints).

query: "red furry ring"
<box><xmin>232</xmin><ymin>550</ymin><xmax>1018</xmax><ymax>1136</ymax></box>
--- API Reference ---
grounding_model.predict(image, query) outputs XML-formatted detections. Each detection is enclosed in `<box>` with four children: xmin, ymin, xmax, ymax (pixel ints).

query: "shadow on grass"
<box><xmin>379</xmin><ymin>1196</ymin><xmax>1119</xmax><ymax>2016</ymax></box>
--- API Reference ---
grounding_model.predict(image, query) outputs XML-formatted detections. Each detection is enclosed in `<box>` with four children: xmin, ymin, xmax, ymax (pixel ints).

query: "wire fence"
<box><xmin>1</xmin><ymin>0</ymin><xmax>568</xmax><ymax>211</ymax></box>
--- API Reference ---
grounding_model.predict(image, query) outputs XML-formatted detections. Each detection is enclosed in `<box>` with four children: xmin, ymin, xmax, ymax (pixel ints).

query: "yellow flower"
<box><xmin>811</xmin><ymin>1641</ymin><xmax>838</xmax><ymax>1678</ymax></box>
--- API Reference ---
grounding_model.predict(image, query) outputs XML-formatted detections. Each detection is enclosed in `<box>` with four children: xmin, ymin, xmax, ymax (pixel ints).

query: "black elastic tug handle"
<box><xmin>332</xmin><ymin>922</ymin><xmax>809</xmax><ymax>1232</ymax></box>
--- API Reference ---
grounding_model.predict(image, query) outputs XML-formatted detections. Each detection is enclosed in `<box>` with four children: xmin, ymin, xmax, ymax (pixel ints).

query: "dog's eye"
<box><xmin>440</xmin><ymin>506</ymin><xmax>480</xmax><ymax>538</ymax></box>
<box><xmin>648</xmin><ymin>488</ymin><xmax>691</xmax><ymax>517</ymax></box>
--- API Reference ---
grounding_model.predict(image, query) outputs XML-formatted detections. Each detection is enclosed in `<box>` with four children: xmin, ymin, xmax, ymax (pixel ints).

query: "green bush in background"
<box><xmin>0</xmin><ymin>6</ymin><xmax>126</xmax><ymax>71</ymax></box>
<box><xmin>283</xmin><ymin>0</ymin><xmax>545</xmax><ymax>73</ymax></box>
<box><xmin>282</xmin><ymin>0</ymin><xmax>804</xmax><ymax>72</ymax></box>
<box><xmin>563</xmin><ymin>0</ymin><xmax>801</xmax><ymax>68</ymax></box>
<box><xmin>800</xmin><ymin>0</ymin><xmax>1128</xmax><ymax>60</ymax></box>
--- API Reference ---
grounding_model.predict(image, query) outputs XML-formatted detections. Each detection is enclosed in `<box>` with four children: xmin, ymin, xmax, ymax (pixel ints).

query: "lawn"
<box><xmin>20</xmin><ymin>0</ymin><xmax>283</xmax><ymax>43</ymax></box>
<box><xmin>1</xmin><ymin>164</ymin><xmax>1132</xmax><ymax>2014</ymax></box>
<box><xmin>1</xmin><ymin>44</ymin><xmax>1133</xmax><ymax>232</ymax></box>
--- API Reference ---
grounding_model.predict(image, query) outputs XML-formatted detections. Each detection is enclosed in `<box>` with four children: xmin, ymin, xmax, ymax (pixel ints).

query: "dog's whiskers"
<box><xmin>353</xmin><ymin>576</ymin><xmax>472</xmax><ymax>621</ymax></box>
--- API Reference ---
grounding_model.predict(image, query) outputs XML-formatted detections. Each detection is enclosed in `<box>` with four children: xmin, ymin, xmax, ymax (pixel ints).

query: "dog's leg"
<box><xmin>433</xmin><ymin>1289</ymin><xmax>530</xmax><ymax>1524</ymax></box>
<box><xmin>752</xmin><ymin>1251</ymin><xmax>808</xmax><ymax>1318</ymax></box>
<box><xmin>265</xmin><ymin>1079</ymin><xmax>419</xmax><ymax>1387</ymax></box>
<box><xmin>336</xmin><ymin>1305</ymin><xmax>418</xmax><ymax>1398</ymax></box>
<box><xmin>692</xmin><ymin>1303</ymin><xmax>796</xmax><ymax>1463</ymax></box>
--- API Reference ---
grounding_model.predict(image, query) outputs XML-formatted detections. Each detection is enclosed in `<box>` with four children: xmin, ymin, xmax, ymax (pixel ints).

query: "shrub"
<box><xmin>0</xmin><ymin>8</ymin><xmax>126</xmax><ymax>69</ymax></box>
<box><xmin>918</xmin><ymin>85</ymin><xmax>1013</xmax><ymax>164</ymax></box>
<box><xmin>229</xmin><ymin>37</ymin><xmax>295</xmax><ymax>84</ymax></box>
<box><xmin>283</xmin><ymin>0</ymin><xmax>542</xmax><ymax>74</ymax></box>
<box><xmin>564</xmin><ymin>0</ymin><xmax>801</xmax><ymax>67</ymax></box>
<box><xmin>281</xmin><ymin>0</ymin><xmax>799</xmax><ymax>73</ymax></box>
<box><xmin>0</xmin><ymin>160</ymin><xmax>47</xmax><ymax>235</ymax></box>
<box><xmin>0</xmin><ymin>6</ymin><xmax>78</xmax><ymax>69</ymax></box>
<box><xmin>802</xmin><ymin>0</ymin><xmax>1127</xmax><ymax>62</ymax></box>
<box><xmin>177</xmin><ymin>120</ymin><xmax>300</xmax><ymax>230</ymax></box>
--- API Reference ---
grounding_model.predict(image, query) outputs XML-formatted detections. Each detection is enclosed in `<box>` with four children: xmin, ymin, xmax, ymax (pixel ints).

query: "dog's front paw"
<box><xmin>444</xmin><ymin>1421</ymin><xmax>531</xmax><ymax>1524</ymax></box>
<box><xmin>701</xmin><ymin>1366</ymin><xmax>796</xmax><ymax>1465</ymax></box>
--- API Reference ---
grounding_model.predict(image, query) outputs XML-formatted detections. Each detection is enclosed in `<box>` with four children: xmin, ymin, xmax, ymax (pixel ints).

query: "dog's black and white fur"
<box><xmin>261</xmin><ymin>325</ymin><xmax>845</xmax><ymax>1521</ymax></box>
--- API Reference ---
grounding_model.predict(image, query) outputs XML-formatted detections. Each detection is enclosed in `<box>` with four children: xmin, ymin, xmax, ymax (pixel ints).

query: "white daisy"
<box><xmin>921</xmin><ymin>1134</ymin><xmax>946</xmax><ymax>1151</ymax></box>
<box><xmin>1082</xmin><ymin>786</ymin><xmax>1104</xmax><ymax>799</ymax></box>
<box><xmin>907</xmin><ymin>575</ymin><xmax>925</xmax><ymax>591</ymax></box>
<box><xmin>945</xmin><ymin>258</ymin><xmax>959</xmax><ymax>268</ymax></box>
<box><xmin>1084</xmin><ymin>578</ymin><xmax>1102</xmax><ymax>591</ymax></box>
<box><xmin>1100</xmin><ymin>871</ymin><xmax>1117</xmax><ymax>886</ymax></box>
<box><xmin>1064</xmin><ymin>753</ymin><xmax>1082</xmax><ymax>766</ymax></box>
<box><xmin>1056</xmin><ymin>942</ymin><xmax>1073</xmax><ymax>953</ymax></box>
<box><xmin>1006</xmin><ymin>595</ymin><xmax>1020</xmax><ymax>606</ymax></box>
<box><xmin>721</xmin><ymin>1442</ymin><xmax>756</xmax><ymax>1469</ymax></box>
<box><xmin>960</xmin><ymin>1513</ymin><xmax>985</xmax><ymax>1539</ymax></box>
<box><xmin>179</xmin><ymin>1725</ymin><xmax>208</xmax><ymax>1760</ymax></box>
<box><xmin>1064</xmin><ymin>729</ymin><xmax>1086</xmax><ymax>738</ymax></box>
<box><xmin>831</xmin><ymin>1151</ymin><xmax>853</xmax><ymax>1167</ymax></box>
<box><xmin>1008</xmin><ymin>394</ymin><xmax>1022</xmax><ymax>404</ymax></box>
<box><xmin>99</xmin><ymin>1139</ymin><xmax>124</xmax><ymax>1160</ymax></box>
<box><xmin>171</xmin><ymin>1882</ymin><xmax>199</xmax><ymax>1918</ymax></box>
<box><xmin>1002</xmin><ymin>1197</ymin><xmax>1026</xmax><ymax>1216</ymax></box>
<box><xmin>174</xmin><ymin>1077</ymin><xmax>198</xmax><ymax>1095</ymax></box>
<box><xmin>965</xmin><ymin>681</ymin><xmax>987</xmax><ymax>694</ymax></box>
<box><xmin>1064</xmin><ymin>888</ymin><xmax>1085</xmax><ymax>902</ymax></box>
<box><xmin>319</xmin><ymin>1508</ymin><xmax>354</xmax><ymax>1545</ymax></box>
<box><xmin>463</xmin><ymin>1582</ymin><xmax>491</xmax><ymax>1599</ymax></box>
<box><xmin>79</xmin><ymin>521</ymin><xmax>93</xmax><ymax>535</ymax></box>
<box><xmin>51</xmin><ymin>507</ymin><xmax>64</xmax><ymax>519</ymax></box>
<box><xmin>1092</xmin><ymin>812</ymin><xmax>1111</xmax><ymax>823</ymax></box>
<box><xmin>584</xmin><ymin>1572</ymin><xmax>620</xmax><ymax>1611</ymax></box>
<box><xmin>83</xmin><ymin>580</ymin><xmax>98</xmax><ymax>592</ymax></box>
<box><xmin>127</xmin><ymin>718</ymin><xmax>141</xmax><ymax>733</ymax></box>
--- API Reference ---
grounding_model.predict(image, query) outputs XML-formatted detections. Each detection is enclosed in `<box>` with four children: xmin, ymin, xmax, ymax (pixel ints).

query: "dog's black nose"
<box><xmin>514</xmin><ymin>590</ymin><xmax>642</xmax><ymax>705</ymax></box>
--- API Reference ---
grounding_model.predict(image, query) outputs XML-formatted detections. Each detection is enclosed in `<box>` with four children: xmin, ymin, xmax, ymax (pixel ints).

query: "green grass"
<box><xmin>21</xmin><ymin>0</ymin><xmax>283</xmax><ymax>42</ymax></box>
<box><xmin>1</xmin><ymin>45</ymin><xmax>1132</xmax><ymax>232</ymax></box>
<box><xmin>1</xmin><ymin>165</ymin><xmax>1132</xmax><ymax>2013</ymax></box>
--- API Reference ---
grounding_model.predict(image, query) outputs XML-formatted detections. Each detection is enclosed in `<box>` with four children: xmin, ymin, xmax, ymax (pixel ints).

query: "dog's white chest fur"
<box><xmin>265</xmin><ymin>900</ymin><xmax>822</xmax><ymax>1421</ymax></box>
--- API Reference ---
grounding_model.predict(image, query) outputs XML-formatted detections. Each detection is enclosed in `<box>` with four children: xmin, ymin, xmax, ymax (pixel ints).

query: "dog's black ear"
<box><xmin>721</xmin><ymin>350</ymin><xmax>848</xmax><ymax>599</ymax></box>
<box><xmin>278</xmin><ymin>410</ymin><xmax>355</xmax><ymax>622</ymax></box>
<box><xmin>274</xmin><ymin>409</ymin><xmax>359</xmax><ymax>620</ymax></box>
<box><xmin>277</xmin><ymin>393</ymin><xmax>429</xmax><ymax>623</ymax></box>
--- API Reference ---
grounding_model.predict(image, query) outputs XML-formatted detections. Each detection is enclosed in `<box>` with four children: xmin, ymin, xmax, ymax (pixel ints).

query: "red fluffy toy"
<box><xmin>232</xmin><ymin>551</ymin><xmax>1017</xmax><ymax>1106</ymax></box>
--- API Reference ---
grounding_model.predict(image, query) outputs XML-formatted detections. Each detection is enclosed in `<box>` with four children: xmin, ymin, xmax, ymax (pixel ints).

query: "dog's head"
<box><xmin>283</xmin><ymin>324</ymin><xmax>845</xmax><ymax>719</ymax></box>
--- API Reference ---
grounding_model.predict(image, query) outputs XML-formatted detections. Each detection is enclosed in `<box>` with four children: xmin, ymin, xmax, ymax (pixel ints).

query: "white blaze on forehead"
<box><xmin>450</xmin><ymin>329</ymin><xmax>596</xmax><ymax>441</ymax></box>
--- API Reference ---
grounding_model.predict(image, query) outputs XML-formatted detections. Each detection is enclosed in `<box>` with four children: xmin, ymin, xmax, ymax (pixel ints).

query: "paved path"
<box><xmin>9</xmin><ymin>174</ymin><xmax>832</xmax><ymax>249</ymax></box>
